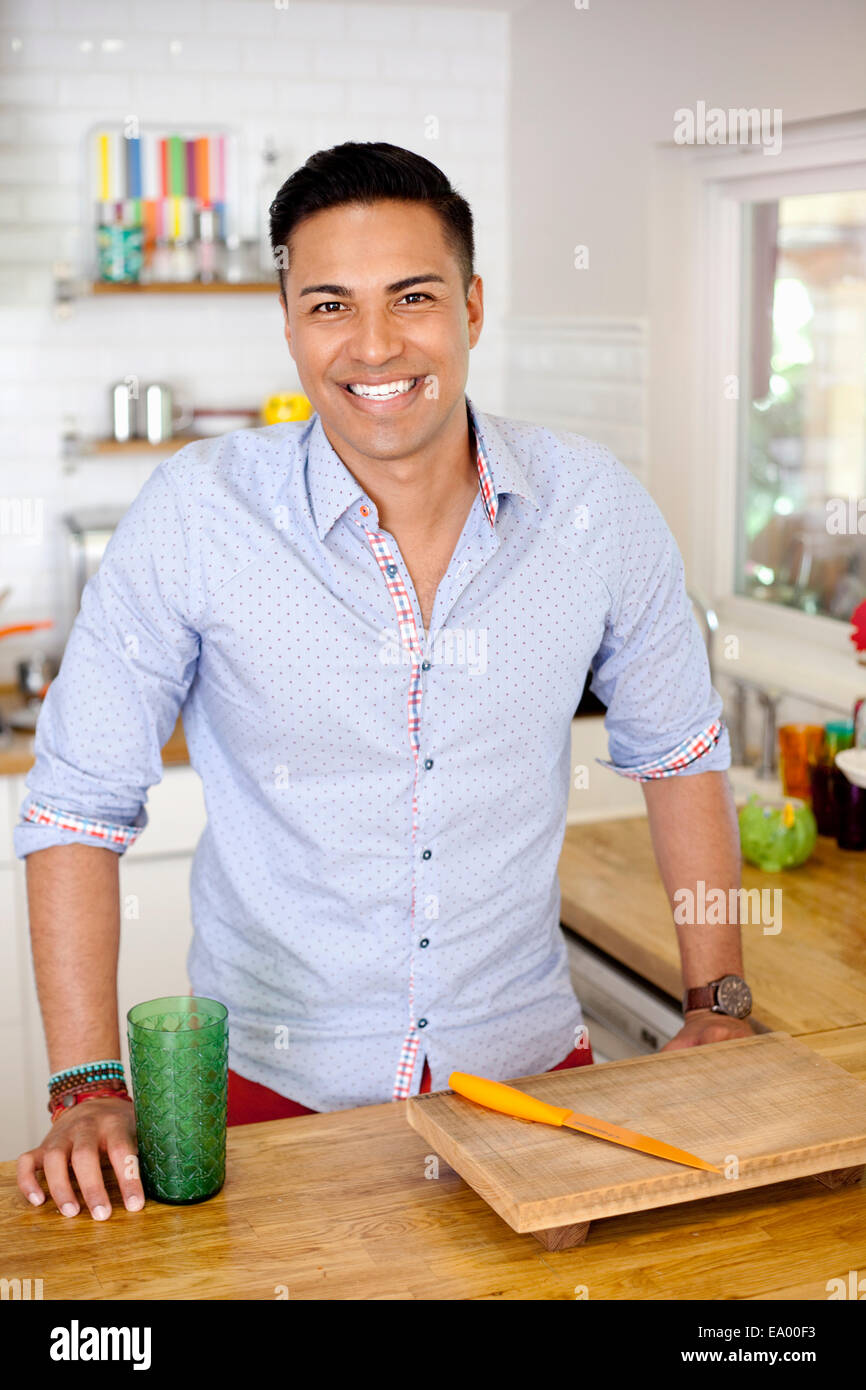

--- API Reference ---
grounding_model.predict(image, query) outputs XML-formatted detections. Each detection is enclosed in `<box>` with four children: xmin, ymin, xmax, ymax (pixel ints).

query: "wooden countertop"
<box><xmin>3</xmin><ymin>802</ymin><xmax>864</xmax><ymax>1298</ymax></box>
<box><xmin>559</xmin><ymin>815</ymin><xmax>866</xmax><ymax>1035</ymax></box>
<box><xmin>2</xmin><ymin>1023</ymin><xmax>864</xmax><ymax>1300</ymax></box>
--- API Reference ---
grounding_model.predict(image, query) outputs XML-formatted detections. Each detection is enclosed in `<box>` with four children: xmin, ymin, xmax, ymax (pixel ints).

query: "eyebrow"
<box><xmin>298</xmin><ymin>273</ymin><xmax>447</xmax><ymax>298</ymax></box>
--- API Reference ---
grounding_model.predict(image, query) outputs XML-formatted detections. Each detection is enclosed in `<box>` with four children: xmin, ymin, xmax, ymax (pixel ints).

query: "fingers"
<box><xmin>105</xmin><ymin>1126</ymin><xmax>145</xmax><ymax>1213</ymax></box>
<box><xmin>17</xmin><ymin>1102</ymin><xmax>145</xmax><ymax>1219</ymax></box>
<box><xmin>41</xmin><ymin>1144</ymin><xmax>84</xmax><ymax>1217</ymax></box>
<box><xmin>16</xmin><ymin>1149</ymin><xmax>47</xmax><ymax>1207</ymax></box>
<box><xmin>68</xmin><ymin>1141</ymin><xmax>113</xmax><ymax>1220</ymax></box>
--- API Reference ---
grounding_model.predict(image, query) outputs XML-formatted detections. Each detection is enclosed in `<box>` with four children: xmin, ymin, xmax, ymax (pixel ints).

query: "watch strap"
<box><xmin>683</xmin><ymin>984</ymin><xmax>717</xmax><ymax>1013</ymax></box>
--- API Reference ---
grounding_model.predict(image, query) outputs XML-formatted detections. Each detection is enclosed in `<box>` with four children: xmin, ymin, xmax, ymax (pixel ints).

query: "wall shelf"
<box><xmin>89</xmin><ymin>434</ymin><xmax>207</xmax><ymax>454</ymax></box>
<box><xmin>51</xmin><ymin>262</ymin><xmax>277</xmax><ymax>312</ymax></box>
<box><xmin>61</xmin><ymin>432</ymin><xmax>209</xmax><ymax>472</ymax></box>
<box><xmin>89</xmin><ymin>280</ymin><xmax>276</xmax><ymax>294</ymax></box>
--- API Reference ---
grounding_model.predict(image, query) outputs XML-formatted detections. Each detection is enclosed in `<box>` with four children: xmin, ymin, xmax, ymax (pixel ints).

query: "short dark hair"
<box><xmin>268</xmin><ymin>141</ymin><xmax>475</xmax><ymax>297</ymax></box>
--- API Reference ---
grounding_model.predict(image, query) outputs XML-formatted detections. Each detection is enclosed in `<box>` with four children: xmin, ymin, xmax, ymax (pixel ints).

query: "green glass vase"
<box><xmin>127</xmin><ymin>995</ymin><xmax>228</xmax><ymax>1204</ymax></box>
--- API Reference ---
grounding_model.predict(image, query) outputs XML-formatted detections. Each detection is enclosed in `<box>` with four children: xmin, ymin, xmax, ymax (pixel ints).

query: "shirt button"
<box><xmin>421</xmin><ymin>660</ymin><xmax>431</xmax><ymax>671</ymax></box>
<box><xmin>421</xmin><ymin>848</ymin><xmax>432</xmax><ymax>860</ymax></box>
<box><xmin>359</xmin><ymin>504</ymin><xmax>370</xmax><ymax>517</ymax></box>
<box><xmin>424</xmin><ymin>758</ymin><xmax>433</xmax><ymax>770</ymax></box>
<box><xmin>419</xmin><ymin>938</ymin><xmax>429</xmax><ymax>948</ymax></box>
<box><xmin>386</xmin><ymin>564</ymin><xmax>398</xmax><ymax>577</ymax></box>
<box><xmin>418</xmin><ymin>1018</ymin><xmax>428</xmax><ymax>1028</ymax></box>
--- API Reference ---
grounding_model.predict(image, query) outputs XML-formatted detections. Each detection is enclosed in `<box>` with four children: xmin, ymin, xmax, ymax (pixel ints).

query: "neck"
<box><xmin>322</xmin><ymin>398</ymin><xmax>479</xmax><ymax>538</ymax></box>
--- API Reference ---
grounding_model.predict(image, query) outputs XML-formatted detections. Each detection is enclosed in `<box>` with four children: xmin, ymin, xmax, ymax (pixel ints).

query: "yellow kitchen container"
<box><xmin>261</xmin><ymin>393</ymin><xmax>312</xmax><ymax>425</ymax></box>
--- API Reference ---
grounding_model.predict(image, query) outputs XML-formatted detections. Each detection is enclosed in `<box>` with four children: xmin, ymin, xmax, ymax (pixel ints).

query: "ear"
<box><xmin>466</xmin><ymin>274</ymin><xmax>484</xmax><ymax>350</ymax></box>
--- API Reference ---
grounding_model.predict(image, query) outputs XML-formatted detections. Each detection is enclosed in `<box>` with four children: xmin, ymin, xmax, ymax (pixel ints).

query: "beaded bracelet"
<box><xmin>49</xmin><ymin>1071</ymin><xmax>125</xmax><ymax>1096</ymax></box>
<box><xmin>49</xmin><ymin>1059</ymin><xmax>125</xmax><ymax>1088</ymax></box>
<box><xmin>48</xmin><ymin>1061</ymin><xmax>125</xmax><ymax>1102</ymax></box>
<box><xmin>50</xmin><ymin>1072</ymin><xmax>124</xmax><ymax>1101</ymax></box>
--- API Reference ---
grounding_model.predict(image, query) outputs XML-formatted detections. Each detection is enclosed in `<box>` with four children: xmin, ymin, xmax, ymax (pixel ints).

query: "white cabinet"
<box><xmin>0</xmin><ymin>773</ymin><xmax>14</xmax><ymax>863</ymax></box>
<box><xmin>1</xmin><ymin>765</ymin><xmax>206</xmax><ymax>1160</ymax></box>
<box><xmin>566</xmin><ymin>716</ymin><xmax>646</xmax><ymax>823</ymax></box>
<box><xmin>125</xmin><ymin>766</ymin><xmax>206</xmax><ymax>859</ymax></box>
<box><xmin>116</xmin><ymin>855</ymin><xmax>196</xmax><ymax>1077</ymax></box>
<box><xmin>0</xmin><ymin>853</ymin><xmax>31</xmax><ymax>1158</ymax></box>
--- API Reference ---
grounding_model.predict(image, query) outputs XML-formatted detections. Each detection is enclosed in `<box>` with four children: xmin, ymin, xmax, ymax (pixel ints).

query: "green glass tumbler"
<box><xmin>127</xmin><ymin>995</ymin><xmax>228</xmax><ymax>1204</ymax></box>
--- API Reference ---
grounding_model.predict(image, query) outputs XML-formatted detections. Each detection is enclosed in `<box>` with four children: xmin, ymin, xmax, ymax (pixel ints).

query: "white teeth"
<box><xmin>346</xmin><ymin>378</ymin><xmax>416</xmax><ymax>399</ymax></box>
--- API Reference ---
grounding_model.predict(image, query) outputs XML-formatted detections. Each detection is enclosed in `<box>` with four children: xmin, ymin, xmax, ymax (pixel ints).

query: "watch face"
<box><xmin>716</xmin><ymin>975</ymin><xmax>752</xmax><ymax>1019</ymax></box>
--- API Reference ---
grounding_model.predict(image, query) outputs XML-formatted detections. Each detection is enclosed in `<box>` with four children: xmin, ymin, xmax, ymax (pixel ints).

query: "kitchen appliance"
<box><xmin>407</xmin><ymin>1032</ymin><xmax>866</xmax><ymax>1249</ymax></box>
<box><xmin>563</xmin><ymin>930</ymin><xmax>681</xmax><ymax>1061</ymax></box>
<box><xmin>63</xmin><ymin>508</ymin><xmax>124</xmax><ymax>610</ymax></box>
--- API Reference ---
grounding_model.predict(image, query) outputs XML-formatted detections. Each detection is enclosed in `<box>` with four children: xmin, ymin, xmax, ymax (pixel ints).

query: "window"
<box><xmin>737</xmin><ymin>189</ymin><xmax>866</xmax><ymax>621</ymax></box>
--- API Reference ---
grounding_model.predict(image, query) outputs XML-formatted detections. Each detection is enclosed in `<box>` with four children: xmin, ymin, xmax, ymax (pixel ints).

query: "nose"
<box><xmin>346</xmin><ymin>304</ymin><xmax>406</xmax><ymax>367</ymax></box>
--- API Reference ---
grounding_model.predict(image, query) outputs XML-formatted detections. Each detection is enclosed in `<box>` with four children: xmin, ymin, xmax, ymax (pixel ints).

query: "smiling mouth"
<box><xmin>341</xmin><ymin>377</ymin><xmax>420</xmax><ymax>400</ymax></box>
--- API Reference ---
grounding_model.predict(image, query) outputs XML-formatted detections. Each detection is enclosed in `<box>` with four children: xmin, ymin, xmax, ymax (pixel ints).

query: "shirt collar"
<box><xmin>466</xmin><ymin>396</ymin><xmax>540</xmax><ymax>525</ymax></box>
<box><xmin>306</xmin><ymin>394</ymin><xmax>540</xmax><ymax>541</ymax></box>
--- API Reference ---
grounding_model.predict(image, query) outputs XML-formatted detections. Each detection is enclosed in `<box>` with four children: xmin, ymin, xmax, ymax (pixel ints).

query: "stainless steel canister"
<box><xmin>110</xmin><ymin>381</ymin><xmax>138</xmax><ymax>442</ymax></box>
<box><xmin>139</xmin><ymin>383</ymin><xmax>175</xmax><ymax>445</ymax></box>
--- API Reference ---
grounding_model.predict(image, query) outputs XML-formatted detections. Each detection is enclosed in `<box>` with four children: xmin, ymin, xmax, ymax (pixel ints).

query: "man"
<box><xmin>16</xmin><ymin>142</ymin><xmax>752</xmax><ymax>1221</ymax></box>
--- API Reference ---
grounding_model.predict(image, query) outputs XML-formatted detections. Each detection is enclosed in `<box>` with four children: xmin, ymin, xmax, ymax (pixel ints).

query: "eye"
<box><xmin>312</xmin><ymin>301</ymin><xmax>345</xmax><ymax>314</ymax></box>
<box><xmin>399</xmin><ymin>292</ymin><xmax>432</xmax><ymax>304</ymax></box>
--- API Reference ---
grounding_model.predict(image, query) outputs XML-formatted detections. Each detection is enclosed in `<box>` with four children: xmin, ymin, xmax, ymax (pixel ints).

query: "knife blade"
<box><xmin>448</xmin><ymin>1071</ymin><xmax>722</xmax><ymax>1174</ymax></box>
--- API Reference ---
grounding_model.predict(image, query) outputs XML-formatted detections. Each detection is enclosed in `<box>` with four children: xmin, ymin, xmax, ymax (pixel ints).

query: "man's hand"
<box><xmin>661</xmin><ymin>1008</ymin><xmax>755</xmax><ymax>1051</ymax></box>
<box><xmin>17</xmin><ymin>1097</ymin><xmax>144</xmax><ymax>1219</ymax></box>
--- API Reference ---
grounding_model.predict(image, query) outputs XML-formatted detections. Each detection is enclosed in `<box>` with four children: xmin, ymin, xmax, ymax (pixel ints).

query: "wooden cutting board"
<box><xmin>406</xmin><ymin>1032</ymin><xmax>866</xmax><ymax>1249</ymax></box>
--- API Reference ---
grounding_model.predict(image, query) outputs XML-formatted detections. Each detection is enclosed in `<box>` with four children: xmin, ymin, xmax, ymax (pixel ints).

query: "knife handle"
<box><xmin>448</xmin><ymin>1072</ymin><xmax>570</xmax><ymax>1127</ymax></box>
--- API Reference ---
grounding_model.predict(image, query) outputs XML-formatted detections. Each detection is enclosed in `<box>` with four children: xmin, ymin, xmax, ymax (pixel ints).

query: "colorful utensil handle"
<box><xmin>0</xmin><ymin>621</ymin><xmax>53</xmax><ymax>639</ymax></box>
<box><xmin>448</xmin><ymin>1071</ymin><xmax>570</xmax><ymax>1127</ymax></box>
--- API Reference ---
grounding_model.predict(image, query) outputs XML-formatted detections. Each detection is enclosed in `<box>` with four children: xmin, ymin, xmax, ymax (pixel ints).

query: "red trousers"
<box><xmin>227</xmin><ymin>1041</ymin><xmax>594</xmax><ymax>1127</ymax></box>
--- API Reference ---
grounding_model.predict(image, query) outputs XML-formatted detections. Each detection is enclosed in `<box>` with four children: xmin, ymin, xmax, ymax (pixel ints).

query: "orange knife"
<box><xmin>448</xmin><ymin>1071</ymin><xmax>722</xmax><ymax>1174</ymax></box>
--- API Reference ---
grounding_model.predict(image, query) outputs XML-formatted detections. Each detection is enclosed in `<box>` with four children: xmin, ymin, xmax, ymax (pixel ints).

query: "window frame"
<box><xmin>649</xmin><ymin>113</ymin><xmax>866</xmax><ymax>709</ymax></box>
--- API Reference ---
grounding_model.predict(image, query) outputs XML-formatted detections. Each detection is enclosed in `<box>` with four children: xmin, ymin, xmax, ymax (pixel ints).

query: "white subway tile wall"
<box><xmin>503</xmin><ymin>317</ymin><xmax>649</xmax><ymax>485</ymax></box>
<box><xmin>0</xmin><ymin>0</ymin><xmax>509</xmax><ymax>676</ymax></box>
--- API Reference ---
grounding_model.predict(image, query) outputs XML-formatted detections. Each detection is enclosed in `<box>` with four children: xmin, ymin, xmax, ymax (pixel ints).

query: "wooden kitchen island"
<box><xmin>3</xmin><ymin>814</ymin><xmax>865</xmax><ymax>1299</ymax></box>
<box><xmin>2</xmin><ymin>1023</ymin><xmax>865</xmax><ymax>1301</ymax></box>
<box><xmin>558</xmin><ymin>817</ymin><xmax>866</xmax><ymax>1035</ymax></box>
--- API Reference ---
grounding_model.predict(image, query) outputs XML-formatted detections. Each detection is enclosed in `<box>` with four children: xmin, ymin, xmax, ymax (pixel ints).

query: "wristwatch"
<box><xmin>683</xmin><ymin>975</ymin><xmax>752</xmax><ymax>1019</ymax></box>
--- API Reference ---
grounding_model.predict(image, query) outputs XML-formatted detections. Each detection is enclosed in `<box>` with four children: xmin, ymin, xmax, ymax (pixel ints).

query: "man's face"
<box><xmin>279</xmin><ymin>199</ymin><xmax>483</xmax><ymax>463</ymax></box>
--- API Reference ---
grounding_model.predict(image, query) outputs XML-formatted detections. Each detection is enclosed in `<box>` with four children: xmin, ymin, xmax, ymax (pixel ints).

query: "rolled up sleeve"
<box><xmin>14</xmin><ymin>459</ymin><xmax>200</xmax><ymax>858</ymax></box>
<box><xmin>589</xmin><ymin>477</ymin><xmax>730</xmax><ymax>782</ymax></box>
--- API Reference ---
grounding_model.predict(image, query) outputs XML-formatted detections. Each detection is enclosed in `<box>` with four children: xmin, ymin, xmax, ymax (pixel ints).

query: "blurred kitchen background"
<box><xmin>1</xmin><ymin>0</ymin><xmax>866</xmax><ymax>1151</ymax></box>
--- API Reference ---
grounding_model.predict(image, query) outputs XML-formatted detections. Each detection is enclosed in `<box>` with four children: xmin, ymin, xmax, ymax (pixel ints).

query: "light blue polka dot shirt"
<box><xmin>15</xmin><ymin>398</ymin><xmax>729</xmax><ymax>1111</ymax></box>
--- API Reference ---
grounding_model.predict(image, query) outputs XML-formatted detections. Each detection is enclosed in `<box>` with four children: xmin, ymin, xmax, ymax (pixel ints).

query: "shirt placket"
<box><xmin>351</xmin><ymin>428</ymin><xmax>498</xmax><ymax>1101</ymax></box>
<box><xmin>352</xmin><ymin>513</ymin><xmax>426</xmax><ymax>1098</ymax></box>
